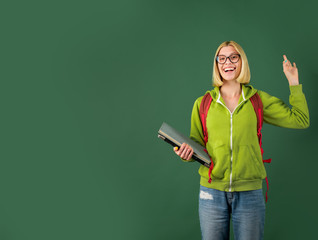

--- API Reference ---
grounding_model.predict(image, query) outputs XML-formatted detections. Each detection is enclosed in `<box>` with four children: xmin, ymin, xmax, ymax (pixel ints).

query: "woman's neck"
<box><xmin>220</xmin><ymin>81</ymin><xmax>241</xmax><ymax>98</ymax></box>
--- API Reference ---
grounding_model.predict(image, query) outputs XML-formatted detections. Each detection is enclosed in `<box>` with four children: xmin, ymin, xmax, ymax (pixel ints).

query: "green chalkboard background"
<box><xmin>1</xmin><ymin>0</ymin><xmax>317</xmax><ymax>239</ymax></box>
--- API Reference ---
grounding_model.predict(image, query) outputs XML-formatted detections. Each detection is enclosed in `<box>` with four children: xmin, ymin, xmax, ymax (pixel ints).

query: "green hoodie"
<box><xmin>189</xmin><ymin>84</ymin><xmax>309</xmax><ymax>192</ymax></box>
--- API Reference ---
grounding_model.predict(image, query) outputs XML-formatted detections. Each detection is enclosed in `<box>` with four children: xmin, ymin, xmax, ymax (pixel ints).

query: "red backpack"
<box><xmin>199</xmin><ymin>92</ymin><xmax>272</xmax><ymax>202</ymax></box>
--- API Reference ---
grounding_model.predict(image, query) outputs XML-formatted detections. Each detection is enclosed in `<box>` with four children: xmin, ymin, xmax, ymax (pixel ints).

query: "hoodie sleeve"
<box><xmin>258</xmin><ymin>84</ymin><xmax>310</xmax><ymax>129</ymax></box>
<box><xmin>179</xmin><ymin>96</ymin><xmax>205</xmax><ymax>163</ymax></box>
<box><xmin>190</xmin><ymin>96</ymin><xmax>205</xmax><ymax>146</ymax></box>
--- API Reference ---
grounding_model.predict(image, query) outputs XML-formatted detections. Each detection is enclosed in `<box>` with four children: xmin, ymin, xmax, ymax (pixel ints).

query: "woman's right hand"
<box><xmin>174</xmin><ymin>143</ymin><xmax>194</xmax><ymax>161</ymax></box>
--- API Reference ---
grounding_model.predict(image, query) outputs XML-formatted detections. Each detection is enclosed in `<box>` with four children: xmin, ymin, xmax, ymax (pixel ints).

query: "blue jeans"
<box><xmin>199</xmin><ymin>185</ymin><xmax>265</xmax><ymax>240</ymax></box>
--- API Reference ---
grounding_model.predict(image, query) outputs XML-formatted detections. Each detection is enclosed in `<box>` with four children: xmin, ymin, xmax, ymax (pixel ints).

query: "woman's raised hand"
<box><xmin>174</xmin><ymin>143</ymin><xmax>193</xmax><ymax>161</ymax></box>
<box><xmin>283</xmin><ymin>55</ymin><xmax>299</xmax><ymax>86</ymax></box>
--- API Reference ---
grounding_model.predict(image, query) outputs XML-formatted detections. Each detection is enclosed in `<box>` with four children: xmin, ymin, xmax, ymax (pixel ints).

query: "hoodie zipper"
<box><xmin>216</xmin><ymin>91</ymin><xmax>246</xmax><ymax>192</ymax></box>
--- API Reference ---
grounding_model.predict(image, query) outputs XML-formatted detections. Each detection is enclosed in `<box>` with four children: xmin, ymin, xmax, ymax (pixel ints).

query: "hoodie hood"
<box><xmin>207</xmin><ymin>84</ymin><xmax>258</xmax><ymax>102</ymax></box>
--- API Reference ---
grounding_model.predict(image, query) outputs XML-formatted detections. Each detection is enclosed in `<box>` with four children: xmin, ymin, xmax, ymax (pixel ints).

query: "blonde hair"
<box><xmin>212</xmin><ymin>41</ymin><xmax>250</xmax><ymax>87</ymax></box>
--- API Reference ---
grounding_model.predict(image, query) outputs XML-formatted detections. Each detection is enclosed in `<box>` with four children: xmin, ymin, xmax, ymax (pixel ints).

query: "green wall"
<box><xmin>1</xmin><ymin>0</ymin><xmax>317</xmax><ymax>239</ymax></box>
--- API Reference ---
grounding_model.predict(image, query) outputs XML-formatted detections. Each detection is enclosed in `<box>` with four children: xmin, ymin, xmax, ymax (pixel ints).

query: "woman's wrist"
<box><xmin>289</xmin><ymin>81</ymin><xmax>299</xmax><ymax>86</ymax></box>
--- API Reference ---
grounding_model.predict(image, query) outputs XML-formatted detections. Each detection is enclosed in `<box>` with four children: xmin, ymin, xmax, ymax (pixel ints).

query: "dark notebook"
<box><xmin>158</xmin><ymin>122</ymin><xmax>211</xmax><ymax>167</ymax></box>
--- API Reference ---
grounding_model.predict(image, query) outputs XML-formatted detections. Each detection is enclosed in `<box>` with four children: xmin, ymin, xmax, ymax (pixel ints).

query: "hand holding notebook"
<box><xmin>158</xmin><ymin>122</ymin><xmax>211</xmax><ymax>167</ymax></box>
<box><xmin>173</xmin><ymin>143</ymin><xmax>193</xmax><ymax>161</ymax></box>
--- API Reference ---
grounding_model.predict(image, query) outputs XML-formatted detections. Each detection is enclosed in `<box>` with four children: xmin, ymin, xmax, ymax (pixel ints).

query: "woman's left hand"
<box><xmin>283</xmin><ymin>55</ymin><xmax>299</xmax><ymax>86</ymax></box>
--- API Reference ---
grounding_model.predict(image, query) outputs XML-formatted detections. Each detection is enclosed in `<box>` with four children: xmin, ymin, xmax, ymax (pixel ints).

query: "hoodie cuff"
<box><xmin>289</xmin><ymin>84</ymin><xmax>303</xmax><ymax>95</ymax></box>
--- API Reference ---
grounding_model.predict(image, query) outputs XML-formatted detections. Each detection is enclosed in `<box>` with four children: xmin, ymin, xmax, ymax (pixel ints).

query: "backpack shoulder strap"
<box><xmin>199</xmin><ymin>93</ymin><xmax>213</xmax><ymax>145</ymax></box>
<box><xmin>250</xmin><ymin>92</ymin><xmax>272</xmax><ymax>203</ymax></box>
<box><xmin>199</xmin><ymin>92</ymin><xmax>214</xmax><ymax>183</ymax></box>
<box><xmin>249</xmin><ymin>92</ymin><xmax>263</xmax><ymax>131</ymax></box>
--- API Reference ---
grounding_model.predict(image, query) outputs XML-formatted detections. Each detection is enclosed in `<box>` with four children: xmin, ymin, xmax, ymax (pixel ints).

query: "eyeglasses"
<box><xmin>216</xmin><ymin>54</ymin><xmax>240</xmax><ymax>64</ymax></box>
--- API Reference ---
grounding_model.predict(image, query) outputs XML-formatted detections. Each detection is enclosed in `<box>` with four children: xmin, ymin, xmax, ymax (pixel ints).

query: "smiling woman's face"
<box><xmin>217</xmin><ymin>46</ymin><xmax>242</xmax><ymax>82</ymax></box>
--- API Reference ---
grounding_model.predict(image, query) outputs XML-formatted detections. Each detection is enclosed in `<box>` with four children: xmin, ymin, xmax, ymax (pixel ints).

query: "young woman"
<box><xmin>174</xmin><ymin>41</ymin><xmax>309</xmax><ymax>240</ymax></box>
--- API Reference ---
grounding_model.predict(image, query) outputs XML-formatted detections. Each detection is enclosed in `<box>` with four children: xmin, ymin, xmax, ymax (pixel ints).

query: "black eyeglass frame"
<box><xmin>216</xmin><ymin>54</ymin><xmax>241</xmax><ymax>64</ymax></box>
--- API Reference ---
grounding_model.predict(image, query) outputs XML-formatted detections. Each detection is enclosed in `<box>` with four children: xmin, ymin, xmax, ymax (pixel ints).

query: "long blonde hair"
<box><xmin>212</xmin><ymin>41</ymin><xmax>250</xmax><ymax>87</ymax></box>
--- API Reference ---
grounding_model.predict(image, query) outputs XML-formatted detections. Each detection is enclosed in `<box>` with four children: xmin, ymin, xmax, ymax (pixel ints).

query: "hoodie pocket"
<box><xmin>199</xmin><ymin>144</ymin><xmax>230</xmax><ymax>180</ymax></box>
<box><xmin>234</xmin><ymin>145</ymin><xmax>265</xmax><ymax>180</ymax></box>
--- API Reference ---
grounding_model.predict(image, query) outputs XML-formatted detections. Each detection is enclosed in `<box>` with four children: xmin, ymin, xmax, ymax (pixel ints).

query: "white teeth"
<box><xmin>224</xmin><ymin>68</ymin><xmax>235</xmax><ymax>72</ymax></box>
